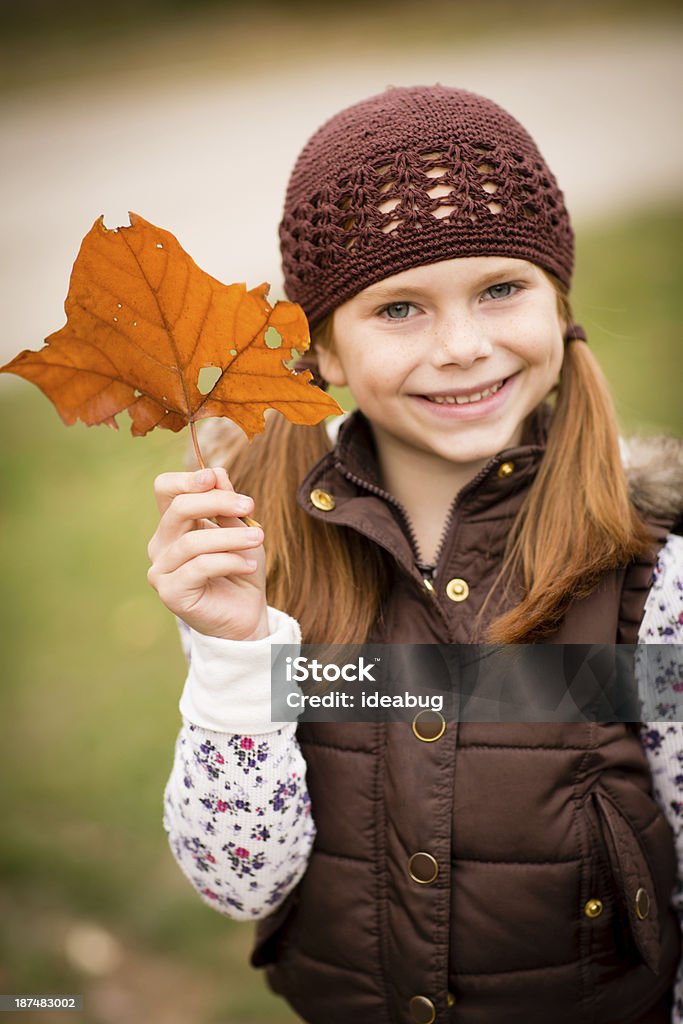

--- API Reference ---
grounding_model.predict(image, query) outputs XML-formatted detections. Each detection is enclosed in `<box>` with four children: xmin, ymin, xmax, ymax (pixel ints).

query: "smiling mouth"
<box><xmin>422</xmin><ymin>377</ymin><xmax>509</xmax><ymax>406</ymax></box>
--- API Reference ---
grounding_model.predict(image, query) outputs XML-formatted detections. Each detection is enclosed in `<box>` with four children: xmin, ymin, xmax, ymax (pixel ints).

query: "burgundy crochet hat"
<box><xmin>280</xmin><ymin>85</ymin><xmax>583</xmax><ymax>339</ymax></box>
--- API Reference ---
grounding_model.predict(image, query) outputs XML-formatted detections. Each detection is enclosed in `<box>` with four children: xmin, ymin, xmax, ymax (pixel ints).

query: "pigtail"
<box><xmin>482</xmin><ymin>295</ymin><xmax>653</xmax><ymax>643</ymax></box>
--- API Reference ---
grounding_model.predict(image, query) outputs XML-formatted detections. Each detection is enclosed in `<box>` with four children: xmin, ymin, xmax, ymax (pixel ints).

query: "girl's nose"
<box><xmin>431</xmin><ymin>315</ymin><xmax>494</xmax><ymax>368</ymax></box>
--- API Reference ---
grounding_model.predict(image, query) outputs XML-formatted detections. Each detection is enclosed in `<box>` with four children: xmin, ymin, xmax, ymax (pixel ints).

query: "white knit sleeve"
<box><xmin>637</xmin><ymin>534</ymin><xmax>683</xmax><ymax>1023</ymax></box>
<box><xmin>163</xmin><ymin>609</ymin><xmax>315</xmax><ymax>921</ymax></box>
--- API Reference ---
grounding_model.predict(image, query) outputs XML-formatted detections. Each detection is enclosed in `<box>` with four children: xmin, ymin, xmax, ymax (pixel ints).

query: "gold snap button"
<box><xmin>408</xmin><ymin>852</ymin><xmax>439</xmax><ymax>885</ymax></box>
<box><xmin>446</xmin><ymin>578</ymin><xmax>469</xmax><ymax>602</ymax></box>
<box><xmin>447</xmin><ymin>991</ymin><xmax>456</xmax><ymax>1008</ymax></box>
<box><xmin>584</xmin><ymin>898</ymin><xmax>603</xmax><ymax>919</ymax></box>
<box><xmin>497</xmin><ymin>461</ymin><xmax>515</xmax><ymax>478</ymax></box>
<box><xmin>409</xmin><ymin>995</ymin><xmax>436</xmax><ymax>1024</ymax></box>
<box><xmin>310</xmin><ymin>488</ymin><xmax>336</xmax><ymax>512</ymax></box>
<box><xmin>635</xmin><ymin>887</ymin><xmax>650</xmax><ymax>920</ymax></box>
<box><xmin>412</xmin><ymin>709</ymin><xmax>446</xmax><ymax>743</ymax></box>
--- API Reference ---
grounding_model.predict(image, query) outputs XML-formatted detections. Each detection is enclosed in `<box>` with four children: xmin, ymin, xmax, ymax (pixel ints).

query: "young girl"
<box><xmin>149</xmin><ymin>86</ymin><xmax>683</xmax><ymax>1023</ymax></box>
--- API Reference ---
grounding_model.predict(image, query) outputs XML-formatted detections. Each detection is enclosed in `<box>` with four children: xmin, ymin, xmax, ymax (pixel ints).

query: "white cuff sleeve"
<box><xmin>178</xmin><ymin>606</ymin><xmax>301</xmax><ymax>734</ymax></box>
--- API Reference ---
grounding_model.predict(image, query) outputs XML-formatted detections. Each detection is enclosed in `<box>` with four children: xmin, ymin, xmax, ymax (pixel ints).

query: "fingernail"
<box><xmin>196</xmin><ymin>469</ymin><xmax>214</xmax><ymax>486</ymax></box>
<box><xmin>234</xmin><ymin>495</ymin><xmax>252</xmax><ymax>512</ymax></box>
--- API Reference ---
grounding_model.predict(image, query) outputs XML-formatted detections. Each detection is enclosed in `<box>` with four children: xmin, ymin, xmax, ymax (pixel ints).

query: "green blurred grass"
<box><xmin>0</xmin><ymin>202</ymin><xmax>680</xmax><ymax>1023</ymax></box>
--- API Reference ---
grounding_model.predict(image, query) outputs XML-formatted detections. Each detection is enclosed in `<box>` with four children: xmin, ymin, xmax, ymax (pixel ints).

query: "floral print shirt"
<box><xmin>163</xmin><ymin>533</ymin><xmax>683</xmax><ymax>1018</ymax></box>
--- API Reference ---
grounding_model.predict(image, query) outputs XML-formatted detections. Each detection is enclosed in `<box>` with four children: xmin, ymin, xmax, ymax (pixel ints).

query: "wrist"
<box><xmin>208</xmin><ymin>610</ymin><xmax>270</xmax><ymax>643</ymax></box>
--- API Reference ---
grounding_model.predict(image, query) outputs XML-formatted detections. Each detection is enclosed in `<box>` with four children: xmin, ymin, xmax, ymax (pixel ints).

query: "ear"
<box><xmin>315</xmin><ymin>345</ymin><xmax>348</xmax><ymax>388</ymax></box>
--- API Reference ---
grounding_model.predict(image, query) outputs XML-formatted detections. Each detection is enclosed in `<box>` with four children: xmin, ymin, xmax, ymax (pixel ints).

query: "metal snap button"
<box><xmin>309</xmin><ymin>488</ymin><xmax>336</xmax><ymax>511</ymax></box>
<box><xmin>446</xmin><ymin>578</ymin><xmax>469</xmax><ymax>602</ymax></box>
<box><xmin>584</xmin><ymin>898</ymin><xmax>603</xmax><ymax>919</ymax></box>
<box><xmin>635</xmin><ymin>887</ymin><xmax>650</xmax><ymax>920</ymax></box>
<box><xmin>408</xmin><ymin>852</ymin><xmax>439</xmax><ymax>885</ymax></box>
<box><xmin>409</xmin><ymin>995</ymin><xmax>436</xmax><ymax>1024</ymax></box>
<box><xmin>411</xmin><ymin>709</ymin><xmax>446</xmax><ymax>743</ymax></box>
<box><xmin>497</xmin><ymin>460</ymin><xmax>515</xmax><ymax>478</ymax></box>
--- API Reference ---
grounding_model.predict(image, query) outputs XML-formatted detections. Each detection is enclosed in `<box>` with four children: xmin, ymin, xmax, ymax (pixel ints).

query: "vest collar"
<box><xmin>296</xmin><ymin>403</ymin><xmax>552</xmax><ymax>583</ymax></box>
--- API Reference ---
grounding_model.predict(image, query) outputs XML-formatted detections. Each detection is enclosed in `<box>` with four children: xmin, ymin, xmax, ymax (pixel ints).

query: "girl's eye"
<box><xmin>485</xmin><ymin>282</ymin><xmax>517</xmax><ymax>300</ymax></box>
<box><xmin>380</xmin><ymin>302</ymin><xmax>416</xmax><ymax>320</ymax></box>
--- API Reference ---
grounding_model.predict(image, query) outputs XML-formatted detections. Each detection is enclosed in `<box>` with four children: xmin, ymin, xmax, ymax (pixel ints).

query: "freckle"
<box><xmin>156</xmin><ymin>243</ymin><xmax>164</xmax><ymax>249</ymax></box>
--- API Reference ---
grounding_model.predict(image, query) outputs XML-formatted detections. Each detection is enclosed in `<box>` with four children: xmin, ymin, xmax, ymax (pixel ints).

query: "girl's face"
<box><xmin>318</xmin><ymin>256</ymin><xmax>566</xmax><ymax>469</ymax></box>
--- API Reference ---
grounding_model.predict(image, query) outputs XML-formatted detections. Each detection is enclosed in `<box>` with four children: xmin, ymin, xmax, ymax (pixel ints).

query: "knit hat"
<box><xmin>280</xmin><ymin>85</ymin><xmax>580</xmax><ymax>336</ymax></box>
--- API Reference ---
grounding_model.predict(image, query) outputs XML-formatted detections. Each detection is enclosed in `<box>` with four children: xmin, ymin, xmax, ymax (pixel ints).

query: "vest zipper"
<box><xmin>335</xmin><ymin>454</ymin><xmax>508</xmax><ymax>592</ymax></box>
<box><xmin>422</xmin><ymin>456</ymin><xmax>508</xmax><ymax>578</ymax></box>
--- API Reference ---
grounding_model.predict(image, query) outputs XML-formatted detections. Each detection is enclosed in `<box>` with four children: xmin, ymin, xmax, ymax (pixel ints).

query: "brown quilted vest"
<box><xmin>251</xmin><ymin>408</ymin><xmax>681</xmax><ymax>1024</ymax></box>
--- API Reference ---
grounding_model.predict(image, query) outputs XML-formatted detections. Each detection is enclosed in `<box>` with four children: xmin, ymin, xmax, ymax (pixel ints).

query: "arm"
<box><xmin>163</xmin><ymin>608</ymin><xmax>315</xmax><ymax>921</ymax></box>
<box><xmin>637</xmin><ymin>533</ymin><xmax>683</xmax><ymax>1023</ymax></box>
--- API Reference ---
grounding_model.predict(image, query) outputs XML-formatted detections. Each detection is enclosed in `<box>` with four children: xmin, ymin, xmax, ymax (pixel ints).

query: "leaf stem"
<box><xmin>189</xmin><ymin>420</ymin><xmax>205</xmax><ymax>469</ymax></box>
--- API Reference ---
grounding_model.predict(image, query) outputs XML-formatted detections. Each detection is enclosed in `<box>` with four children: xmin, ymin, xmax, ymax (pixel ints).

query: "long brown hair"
<box><xmin>194</xmin><ymin>274</ymin><xmax>652</xmax><ymax>643</ymax></box>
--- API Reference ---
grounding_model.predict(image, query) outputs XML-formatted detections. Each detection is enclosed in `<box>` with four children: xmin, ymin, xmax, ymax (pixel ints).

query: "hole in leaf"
<box><xmin>197</xmin><ymin>366</ymin><xmax>222</xmax><ymax>394</ymax></box>
<box><xmin>265</xmin><ymin>327</ymin><xmax>283</xmax><ymax>349</ymax></box>
<box><xmin>133</xmin><ymin>389</ymin><xmax>142</xmax><ymax>398</ymax></box>
<box><xmin>229</xmin><ymin>348</ymin><xmax>237</xmax><ymax>356</ymax></box>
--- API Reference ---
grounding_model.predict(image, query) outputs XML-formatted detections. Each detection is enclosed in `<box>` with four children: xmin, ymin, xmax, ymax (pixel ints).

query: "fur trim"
<box><xmin>623</xmin><ymin>434</ymin><xmax>683</xmax><ymax>526</ymax></box>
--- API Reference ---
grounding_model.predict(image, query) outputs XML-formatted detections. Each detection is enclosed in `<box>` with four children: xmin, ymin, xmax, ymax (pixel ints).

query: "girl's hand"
<box><xmin>147</xmin><ymin>467</ymin><xmax>269</xmax><ymax>642</ymax></box>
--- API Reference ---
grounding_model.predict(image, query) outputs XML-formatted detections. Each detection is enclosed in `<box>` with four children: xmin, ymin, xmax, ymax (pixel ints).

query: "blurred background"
<box><xmin>1</xmin><ymin>1</ymin><xmax>681</xmax><ymax>1022</ymax></box>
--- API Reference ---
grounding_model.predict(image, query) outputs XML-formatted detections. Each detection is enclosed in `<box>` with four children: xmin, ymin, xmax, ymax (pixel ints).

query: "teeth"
<box><xmin>428</xmin><ymin>380</ymin><xmax>504</xmax><ymax>405</ymax></box>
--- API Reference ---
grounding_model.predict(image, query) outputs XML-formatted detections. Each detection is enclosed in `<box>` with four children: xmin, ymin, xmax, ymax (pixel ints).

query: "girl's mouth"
<box><xmin>424</xmin><ymin>378</ymin><xmax>506</xmax><ymax>405</ymax></box>
<box><xmin>412</xmin><ymin>373</ymin><xmax>518</xmax><ymax>417</ymax></box>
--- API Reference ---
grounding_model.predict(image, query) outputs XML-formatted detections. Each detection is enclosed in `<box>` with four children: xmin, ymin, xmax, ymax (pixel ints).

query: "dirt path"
<box><xmin>1</xmin><ymin>20</ymin><xmax>681</xmax><ymax>364</ymax></box>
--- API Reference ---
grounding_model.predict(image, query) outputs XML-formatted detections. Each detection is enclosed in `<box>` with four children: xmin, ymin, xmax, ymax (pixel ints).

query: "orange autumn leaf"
<box><xmin>0</xmin><ymin>213</ymin><xmax>342</xmax><ymax>447</ymax></box>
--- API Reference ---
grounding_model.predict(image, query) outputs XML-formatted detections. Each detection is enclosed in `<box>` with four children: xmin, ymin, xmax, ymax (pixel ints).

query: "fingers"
<box><xmin>152</xmin><ymin>525</ymin><xmax>263</xmax><ymax>577</ymax></box>
<box><xmin>152</xmin><ymin>466</ymin><xmax>236</xmax><ymax>517</ymax></box>
<box><xmin>148</xmin><ymin>551</ymin><xmax>259</xmax><ymax>604</ymax></box>
<box><xmin>158</xmin><ymin>488</ymin><xmax>255</xmax><ymax>542</ymax></box>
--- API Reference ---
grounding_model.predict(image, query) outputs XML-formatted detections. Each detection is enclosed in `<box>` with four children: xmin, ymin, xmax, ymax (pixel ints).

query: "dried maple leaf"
<box><xmin>0</xmin><ymin>213</ymin><xmax>342</xmax><ymax>462</ymax></box>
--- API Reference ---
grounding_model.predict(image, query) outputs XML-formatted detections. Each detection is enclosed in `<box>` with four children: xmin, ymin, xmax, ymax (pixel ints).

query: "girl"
<box><xmin>149</xmin><ymin>86</ymin><xmax>683</xmax><ymax>1023</ymax></box>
